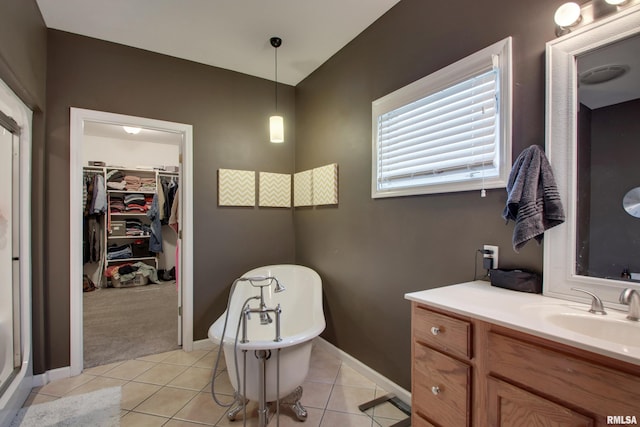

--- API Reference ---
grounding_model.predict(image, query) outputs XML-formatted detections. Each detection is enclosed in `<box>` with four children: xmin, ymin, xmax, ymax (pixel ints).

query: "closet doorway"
<box><xmin>70</xmin><ymin>108</ymin><xmax>193</xmax><ymax>376</ymax></box>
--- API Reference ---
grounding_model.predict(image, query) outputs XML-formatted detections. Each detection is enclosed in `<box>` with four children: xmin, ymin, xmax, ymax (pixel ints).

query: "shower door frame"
<box><xmin>0</xmin><ymin>78</ymin><xmax>33</xmax><ymax>426</ymax></box>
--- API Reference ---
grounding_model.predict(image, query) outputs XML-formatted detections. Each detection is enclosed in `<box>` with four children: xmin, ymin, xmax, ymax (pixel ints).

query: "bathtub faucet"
<box><xmin>238</xmin><ymin>276</ymin><xmax>285</xmax><ymax>325</ymax></box>
<box><xmin>241</xmin><ymin>303</ymin><xmax>283</xmax><ymax>343</ymax></box>
<box><xmin>237</xmin><ymin>276</ymin><xmax>285</xmax><ymax>341</ymax></box>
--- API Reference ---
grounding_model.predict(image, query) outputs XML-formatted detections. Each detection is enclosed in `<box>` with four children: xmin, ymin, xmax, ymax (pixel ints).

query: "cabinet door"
<box><xmin>413</xmin><ymin>342</ymin><xmax>470</xmax><ymax>427</ymax></box>
<box><xmin>488</xmin><ymin>377</ymin><xmax>594</xmax><ymax>427</ymax></box>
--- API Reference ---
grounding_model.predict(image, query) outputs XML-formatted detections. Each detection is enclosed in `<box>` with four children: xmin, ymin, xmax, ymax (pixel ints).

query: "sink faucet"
<box><xmin>571</xmin><ymin>288</ymin><xmax>607</xmax><ymax>315</ymax></box>
<box><xmin>619</xmin><ymin>288</ymin><xmax>640</xmax><ymax>321</ymax></box>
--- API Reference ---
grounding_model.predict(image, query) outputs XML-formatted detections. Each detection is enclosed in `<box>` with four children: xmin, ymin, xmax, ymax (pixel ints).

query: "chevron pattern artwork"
<box><xmin>259</xmin><ymin>172</ymin><xmax>291</xmax><ymax>208</ymax></box>
<box><xmin>218</xmin><ymin>169</ymin><xmax>256</xmax><ymax>206</ymax></box>
<box><xmin>293</xmin><ymin>170</ymin><xmax>313</xmax><ymax>207</ymax></box>
<box><xmin>312</xmin><ymin>163</ymin><xmax>338</xmax><ymax>205</ymax></box>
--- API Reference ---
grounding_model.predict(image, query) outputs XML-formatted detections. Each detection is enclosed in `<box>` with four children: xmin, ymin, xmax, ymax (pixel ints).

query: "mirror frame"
<box><xmin>544</xmin><ymin>4</ymin><xmax>640</xmax><ymax>306</ymax></box>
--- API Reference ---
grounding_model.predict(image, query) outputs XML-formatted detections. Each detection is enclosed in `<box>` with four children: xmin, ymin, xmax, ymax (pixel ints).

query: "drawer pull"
<box><xmin>431</xmin><ymin>386</ymin><xmax>441</xmax><ymax>395</ymax></box>
<box><xmin>430</xmin><ymin>326</ymin><xmax>441</xmax><ymax>335</ymax></box>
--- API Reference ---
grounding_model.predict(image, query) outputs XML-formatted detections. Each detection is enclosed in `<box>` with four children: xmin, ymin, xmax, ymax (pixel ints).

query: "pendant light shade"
<box><xmin>269</xmin><ymin>37</ymin><xmax>284</xmax><ymax>143</ymax></box>
<box><xmin>270</xmin><ymin>115</ymin><xmax>284</xmax><ymax>143</ymax></box>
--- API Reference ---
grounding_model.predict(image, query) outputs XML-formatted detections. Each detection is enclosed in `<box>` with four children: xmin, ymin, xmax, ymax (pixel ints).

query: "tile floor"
<box><xmin>24</xmin><ymin>341</ymin><xmax>409</xmax><ymax>426</ymax></box>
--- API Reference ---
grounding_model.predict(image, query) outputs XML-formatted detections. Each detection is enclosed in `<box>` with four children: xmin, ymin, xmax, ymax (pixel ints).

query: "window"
<box><xmin>372</xmin><ymin>37</ymin><xmax>512</xmax><ymax>198</ymax></box>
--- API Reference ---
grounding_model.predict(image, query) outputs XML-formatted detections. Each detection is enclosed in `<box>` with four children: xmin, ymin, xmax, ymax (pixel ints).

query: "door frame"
<box><xmin>69</xmin><ymin>108</ymin><xmax>194</xmax><ymax>376</ymax></box>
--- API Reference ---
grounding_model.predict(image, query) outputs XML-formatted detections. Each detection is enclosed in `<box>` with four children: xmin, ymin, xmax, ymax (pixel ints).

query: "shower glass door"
<box><xmin>0</xmin><ymin>122</ymin><xmax>20</xmax><ymax>396</ymax></box>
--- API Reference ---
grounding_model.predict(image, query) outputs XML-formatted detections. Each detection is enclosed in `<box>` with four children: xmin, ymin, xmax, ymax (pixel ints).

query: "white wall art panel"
<box><xmin>259</xmin><ymin>172</ymin><xmax>291</xmax><ymax>208</ymax></box>
<box><xmin>313</xmin><ymin>163</ymin><xmax>338</xmax><ymax>205</ymax></box>
<box><xmin>293</xmin><ymin>170</ymin><xmax>313</xmax><ymax>207</ymax></box>
<box><xmin>218</xmin><ymin>169</ymin><xmax>255</xmax><ymax>206</ymax></box>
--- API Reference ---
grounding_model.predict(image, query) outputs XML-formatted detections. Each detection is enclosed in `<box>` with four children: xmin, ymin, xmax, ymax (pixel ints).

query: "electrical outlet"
<box><xmin>483</xmin><ymin>244</ymin><xmax>499</xmax><ymax>269</ymax></box>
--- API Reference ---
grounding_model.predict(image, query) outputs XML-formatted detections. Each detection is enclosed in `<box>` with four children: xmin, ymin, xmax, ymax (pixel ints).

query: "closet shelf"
<box><xmin>107</xmin><ymin>189</ymin><xmax>156</xmax><ymax>194</ymax></box>
<box><xmin>106</xmin><ymin>256</ymin><xmax>157</xmax><ymax>264</ymax></box>
<box><xmin>106</xmin><ymin>167</ymin><xmax>157</xmax><ymax>174</ymax></box>
<box><xmin>110</xmin><ymin>212</ymin><xmax>148</xmax><ymax>216</ymax></box>
<box><xmin>108</xmin><ymin>235</ymin><xmax>150</xmax><ymax>240</ymax></box>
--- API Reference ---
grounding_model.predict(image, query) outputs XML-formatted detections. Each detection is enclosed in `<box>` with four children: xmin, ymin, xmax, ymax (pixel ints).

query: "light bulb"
<box><xmin>123</xmin><ymin>126</ymin><xmax>141</xmax><ymax>135</ymax></box>
<box><xmin>554</xmin><ymin>2</ymin><xmax>582</xmax><ymax>27</ymax></box>
<box><xmin>605</xmin><ymin>0</ymin><xmax>628</xmax><ymax>4</ymax></box>
<box><xmin>270</xmin><ymin>116</ymin><xmax>284</xmax><ymax>143</ymax></box>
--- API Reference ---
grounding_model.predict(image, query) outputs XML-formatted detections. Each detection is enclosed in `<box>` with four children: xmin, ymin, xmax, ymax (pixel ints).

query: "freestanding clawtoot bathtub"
<box><xmin>208</xmin><ymin>264</ymin><xmax>325</xmax><ymax>423</ymax></box>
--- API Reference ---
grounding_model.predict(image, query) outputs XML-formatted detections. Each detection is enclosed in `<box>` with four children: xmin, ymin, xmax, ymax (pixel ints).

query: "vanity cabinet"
<box><xmin>411</xmin><ymin>302</ymin><xmax>640</xmax><ymax>427</ymax></box>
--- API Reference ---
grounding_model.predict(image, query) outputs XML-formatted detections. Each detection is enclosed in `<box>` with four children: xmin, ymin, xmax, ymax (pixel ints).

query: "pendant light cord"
<box><xmin>270</xmin><ymin>37</ymin><xmax>282</xmax><ymax>114</ymax></box>
<box><xmin>274</xmin><ymin>46</ymin><xmax>278</xmax><ymax>112</ymax></box>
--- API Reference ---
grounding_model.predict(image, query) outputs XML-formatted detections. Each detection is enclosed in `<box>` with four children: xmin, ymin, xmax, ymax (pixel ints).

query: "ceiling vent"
<box><xmin>579</xmin><ymin>64</ymin><xmax>630</xmax><ymax>85</ymax></box>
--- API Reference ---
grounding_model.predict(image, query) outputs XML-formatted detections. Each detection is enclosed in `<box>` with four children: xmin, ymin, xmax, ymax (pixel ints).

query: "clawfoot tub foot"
<box><xmin>227</xmin><ymin>395</ymin><xmax>249</xmax><ymax>421</ymax></box>
<box><xmin>280</xmin><ymin>386</ymin><xmax>307</xmax><ymax>421</ymax></box>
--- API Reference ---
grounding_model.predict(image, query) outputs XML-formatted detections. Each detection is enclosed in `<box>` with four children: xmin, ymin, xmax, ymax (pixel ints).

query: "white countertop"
<box><xmin>405</xmin><ymin>281</ymin><xmax>640</xmax><ymax>366</ymax></box>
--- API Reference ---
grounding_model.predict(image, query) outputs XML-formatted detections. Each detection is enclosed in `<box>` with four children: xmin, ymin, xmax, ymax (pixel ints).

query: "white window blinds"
<box><xmin>372</xmin><ymin>37</ymin><xmax>512</xmax><ymax>198</ymax></box>
<box><xmin>377</xmin><ymin>69</ymin><xmax>499</xmax><ymax>190</ymax></box>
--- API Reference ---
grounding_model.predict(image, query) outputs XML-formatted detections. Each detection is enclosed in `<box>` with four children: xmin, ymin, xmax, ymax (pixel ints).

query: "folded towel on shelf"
<box><xmin>106</xmin><ymin>181</ymin><xmax>127</xmax><ymax>190</ymax></box>
<box><xmin>106</xmin><ymin>170</ymin><xmax>124</xmax><ymax>182</ymax></box>
<box><xmin>106</xmin><ymin>244</ymin><xmax>133</xmax><ymax>260</ymax></box>
<box><xmin>124</xmin><ymin>175</ymin><xmax>142</xmax><ymax>191</ymax></box>
<box><xmin>502</xmin><ymin>145</ymin><xmax>565</xmax><ymax>252</ymax></box>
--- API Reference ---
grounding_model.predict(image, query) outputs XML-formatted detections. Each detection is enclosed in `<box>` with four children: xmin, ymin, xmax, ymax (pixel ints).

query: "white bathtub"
<box><xmin>208</xmin><ymin>264</ymin><xmax>325</xmax><ymax>403</ymax></box>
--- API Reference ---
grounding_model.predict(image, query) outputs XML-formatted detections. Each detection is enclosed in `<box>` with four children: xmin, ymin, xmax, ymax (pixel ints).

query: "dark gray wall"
<box><xmin>587</xmin><ymin>99</ymin><xmax>640</xmax><ymax>278</ymax></box>
<box><xmin>0</xmin><ymin>0</ymin><xmax>46</xmax><ymax>108</ymax></box>
<box><xmin>295</xmin><ymin>0</ymin><xmax>557</xmax><ymax>388</ymax></box>
<box><xmin>0</xmin><ymin>0</ymin><xmax>48</xmax><ymax>374</ymax></box>
<box><xmin>44</xmin><ymin>30</ymin><xmax>296</xmax><ymax>370</ymax></box>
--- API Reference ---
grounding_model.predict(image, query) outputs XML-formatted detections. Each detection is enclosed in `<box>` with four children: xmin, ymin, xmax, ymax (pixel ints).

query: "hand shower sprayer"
<box><xmin>239</xmin><ymin>276</ymin><xmax>286</xmax><ymax>293</ymax></box>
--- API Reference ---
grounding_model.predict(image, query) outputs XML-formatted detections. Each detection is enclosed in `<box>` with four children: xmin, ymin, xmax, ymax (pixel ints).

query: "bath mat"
<box><xmin>10</xmin><ymin>386</ymin><xmax>121</xmax><ymax>427</ymax></box>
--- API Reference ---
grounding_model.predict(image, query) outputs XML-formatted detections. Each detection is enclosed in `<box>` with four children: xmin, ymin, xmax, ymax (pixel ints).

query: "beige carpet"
<box><xmin>83</xmin><ymin>281</ymin><xmax>180</xmax><ymax>368</ymax></box>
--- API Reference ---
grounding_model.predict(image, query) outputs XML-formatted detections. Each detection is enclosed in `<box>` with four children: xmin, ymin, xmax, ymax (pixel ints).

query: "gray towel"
<box><xmin>502</xmin><ymin>145</ymin><xmax>565</xmax><ymax>252</ymax></box>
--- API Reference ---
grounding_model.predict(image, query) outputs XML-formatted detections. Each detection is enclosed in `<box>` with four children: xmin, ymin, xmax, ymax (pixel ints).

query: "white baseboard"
<box><xmin>313</xmin><ymin>337</ymin><xmax>411</xmax><ymax>405</ymax></box>
<box><xmin>32</xmin><ymin>366</ymin><xmax>71</xmax><ymax>388</ymax></box>
<box><xmin>35</xmin><ymin>339</ymin><xmax>411</xmax><ymax>407</ymax></box>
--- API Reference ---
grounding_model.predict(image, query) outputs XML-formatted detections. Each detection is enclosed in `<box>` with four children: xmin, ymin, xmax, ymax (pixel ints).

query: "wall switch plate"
<box><xmin>483</xmin><ymin>244</ymin><xmax>499</xmax><ymax>269</ymax></box>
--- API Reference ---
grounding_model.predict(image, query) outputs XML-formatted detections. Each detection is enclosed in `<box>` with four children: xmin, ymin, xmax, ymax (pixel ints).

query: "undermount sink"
<box><xmin>546</xmin><ymin>313</ymin><xmax>640</xmax><ymax>346</ymax></box>
<box><xmin>519</xmin><ymin>302</ymin><xmax>640</xmax><ymax>351</ymax></box>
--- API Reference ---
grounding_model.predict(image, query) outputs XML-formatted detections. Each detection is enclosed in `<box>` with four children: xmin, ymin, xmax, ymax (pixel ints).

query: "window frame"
<box><xmin>371</xmin><ymin>37</ymin><xmax>512</xmax><ymax>198</ymax></box>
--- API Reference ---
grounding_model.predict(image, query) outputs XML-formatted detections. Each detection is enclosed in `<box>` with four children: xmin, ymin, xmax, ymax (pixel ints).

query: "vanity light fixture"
<box><xmin>554</xmin><ymin>0</ymin><xmax>638</xmax><ymax>37</ymax></box>
<box><xmin>554</xmin><ymin>2</ymin><xmax>583</xmax><ymax>35</ymax></box>
<box><xmin>123</xmin><ymin>126</ymin><xmax>141</xmax><ymax>135</ymax></box>
<box><xmin>269</xmin><ymin>36</ymin><xmax>284</xmax><ymax>143</ymax></box>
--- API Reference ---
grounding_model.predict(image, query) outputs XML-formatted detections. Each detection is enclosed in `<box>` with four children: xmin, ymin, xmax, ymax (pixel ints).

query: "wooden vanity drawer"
<box><xmin>413</xmin><ymin>341</ymin><xmax>470</xmax><ymax>427</ymax></box>
<box><xmin>487</xmin><ymin>331</ymin><xmax>640</xmax><ymax>415</ymax></box>
<box><xmin>413</xmin><ymin>304</ymin><xmax>471</xmax><ymax>359</ymax></box>
<box><xmin>412</xmin><ymin>413</ymin><xmax>437</xmax><ymax>427</ymax></box>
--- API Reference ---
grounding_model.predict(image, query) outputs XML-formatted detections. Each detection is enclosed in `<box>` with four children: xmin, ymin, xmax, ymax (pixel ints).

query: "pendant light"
<box><xmin>269</xmin><ymin>36</ymin><xmax>284</xmax><ymax>143</ymax></box>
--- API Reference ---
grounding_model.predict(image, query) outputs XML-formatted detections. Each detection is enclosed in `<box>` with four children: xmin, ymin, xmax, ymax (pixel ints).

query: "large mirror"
<box><xmin>545</xmin><ymin>4</ymin><xmax>640</xmax><ymax>306</ymax></box>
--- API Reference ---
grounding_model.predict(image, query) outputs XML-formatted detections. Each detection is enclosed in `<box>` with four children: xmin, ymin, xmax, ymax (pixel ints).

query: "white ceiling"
<box><xmin>83</xmin><ymin>121</ymin><xmax>182</xmax><ymax>144</ymax></box>
<box><xmin>36</xmin><ymin>0</ymin><xmax>402</xmax><ymax>86</ymax></box>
